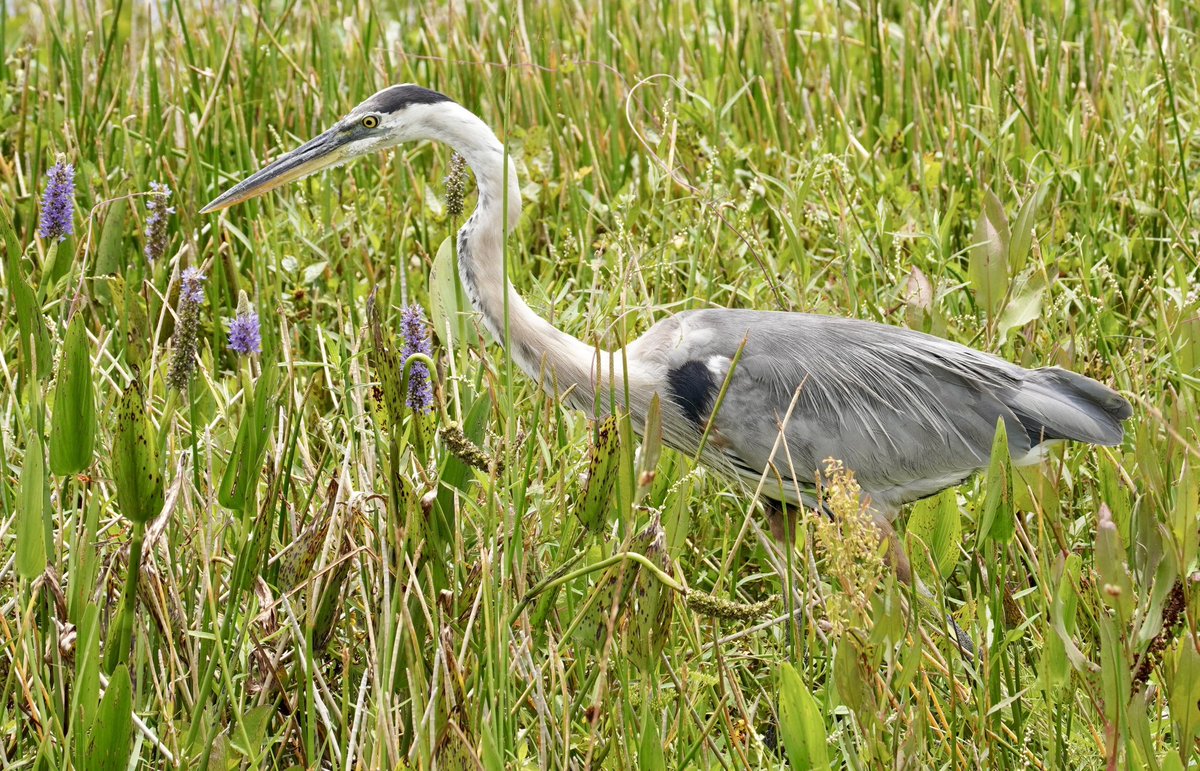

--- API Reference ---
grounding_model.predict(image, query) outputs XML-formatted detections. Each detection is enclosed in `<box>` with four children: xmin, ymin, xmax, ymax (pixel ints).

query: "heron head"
<box><xmin>200</xmin><ymin>84</ymin><xmax>454</xmax><ymax>213</ymax></box>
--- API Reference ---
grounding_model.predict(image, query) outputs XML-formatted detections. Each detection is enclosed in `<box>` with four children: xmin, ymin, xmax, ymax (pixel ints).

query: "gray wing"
<box><xmin>649</xmin><ymin>309</ymin><xmax>1130</xmax><ymax>512</ymax></box>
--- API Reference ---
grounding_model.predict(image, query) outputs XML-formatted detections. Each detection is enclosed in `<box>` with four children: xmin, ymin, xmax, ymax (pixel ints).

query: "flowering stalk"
<box><xmin>228</xmin><ymin>292</ymin><xmax>262</xmax><ymax>358</ymax></box>
<box><xmin>143</xmin><ymin>182</ymin><xmax>174</xmax><ymax>262</ymax></box>
<box><xmin>399</xmin><ymin>304</ymin><xmax>433</xmax><ymax>413</ymax></box>
<box><xmin>38</xmin><ymin>158</ymin><xmax>75</xmax><ymax>242</ymax></box>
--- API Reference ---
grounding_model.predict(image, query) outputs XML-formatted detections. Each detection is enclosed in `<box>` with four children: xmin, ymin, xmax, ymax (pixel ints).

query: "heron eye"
<box><xmin>360</xmin><ymin>115</ymin><xmax>379</xmax><ymax>129</ymax></box>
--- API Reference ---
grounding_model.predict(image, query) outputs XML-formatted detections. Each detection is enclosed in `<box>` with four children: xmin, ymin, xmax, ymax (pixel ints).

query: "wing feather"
<box><xmin>655</xmin><ymin>309</ymin><xmax>1127</xmax><ymax>511</ymax></box>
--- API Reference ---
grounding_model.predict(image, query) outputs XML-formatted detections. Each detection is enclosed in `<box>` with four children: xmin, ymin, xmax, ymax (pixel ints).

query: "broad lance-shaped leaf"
<box><xmin>429</xmin><ymin>236</ymin><xmax>467</xmax><ymax>350</ymax></box>
<box><xmin>1008</xmin><ymin>185</ymin><xmax>1043</xmax><ymax>274</ymax></box>
<box><xmin>112</xmin><ymin>380</ymin><xmax>163</xmax><ymax>524</ymax></box>
<box><xmin>634</xmin><ymin>394</ymin><xmax>663</xmax><ymax>505</ymax></box>
<box><xmin>833</xmin><ymin>636</ymin><xmax>874</xmax><ymax>714</ymax></box>
<box><xmin>628</xmin><ymin>515</ymin><xmax>675</xmax><ymax>670</ymax></box>
<box><xmin>16</xmin><ymin>431</ymin><xmax>49</xmax><ymax>579</ymax></box>
<box><xmin>1039</xmin><ymin>553</ymin><xmax>1080</xmax><ymax>698</ymax></box>
<box><xmin>311</xmin><ymin>538</ymin><xmax>354</xmax><ymax>652</ymax></box>
<box><xmin>50</xmin><ymin>312</ymin><xmax>97</xmax><ymax>475</ymax></box>
<box><xmin>218</xmin><ymin>364</ymin><xmax>277</xmax><ymax>509</ymax></box>
<box><xmin>1095</xmin><ymin>503</ymin><xmax>1134</xmax><ymax>624</ymax></box>
<box><xmin>277</xmin><ymin>517</ymin><xmax>331</xmax><ymax>591</ymax></box>
<box><xmin>638</xmin><ymin>709</ymin><xmax>667</xmax><ymax>771</ymax></box>
<box><xmin>3</xmin><ymin>206</ymin><xmax>52</xmax><ymax>381</ymax></box>
<box><xmin>976</xmin><ymin>418</ymin><xmax>1013</xmax><ymax>546</ymax></box>
<box><xmin>277</xmin><ymin>480</ymin><xmax>338</xmax><ymax>590</ymax></box>
<box><xmin>368</xmin><ymin>295</ymin><xmax>406</xmax><ymax>430</ymax></box>
<box><xmin>574</xmin><ymin>543</ymin><xmax>626</xmax><ymax>650</ymax></box>
<box><xmin>107</xmin><ymin>277</ymin><xmax>151</xmax><ymax>370</ymax></box>
<box><xmin>778</xmin><ymin>663</ymin><xmax>830</xmax><ymax>769</ymax></box>
<box><xmin>72</xmin><ymin>604</ymin><xmax>102</xmax><ymax>770</ymax></box>
<box><xmin>997</xmin><ymin>271</ymin><xmax>1048</xmax><ymax>344</ymax></box>
<box><xmin>92</xmin><ymin>197</ymin><xmax>128</xmax><ymax>305</ymax></box>
<box><xmin>904</xmin><ymin>488</ymin><xmax>961</xmax><ymax>583</ymax></box>
<box><xmin>575</xmin><ymin>414</ymin><xmax>620</xmax><ymax>533</ymax></box>
<box><xmin>87</xmin><ymin>664</ymin><xmax>133</xmax><ymax>771</ymax></box>
<box><xmin>968</xmin><ymin>188</ymin><xmax>1010</xmax><ymax>318</ymax></box>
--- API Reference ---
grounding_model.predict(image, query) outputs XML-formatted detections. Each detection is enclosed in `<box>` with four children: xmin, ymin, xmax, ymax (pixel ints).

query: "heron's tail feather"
<box><xmin>1009</xmin><ymin>367</ymin><xmax>1131</xmax><ymax>451</ymax></box>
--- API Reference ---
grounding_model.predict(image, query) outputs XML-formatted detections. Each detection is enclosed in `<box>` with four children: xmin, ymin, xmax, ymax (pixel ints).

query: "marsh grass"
<box><xmin>1</xmin><ymin>0</ymin><xmax>1198</xmax><ymax>768</ymax></box>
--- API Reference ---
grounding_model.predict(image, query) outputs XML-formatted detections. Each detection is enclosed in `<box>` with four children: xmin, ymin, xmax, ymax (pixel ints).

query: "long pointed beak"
<box><xmin>200</xmin><ymin>127</ymin><xmax>350</xmax><ymax>213</ymax></box>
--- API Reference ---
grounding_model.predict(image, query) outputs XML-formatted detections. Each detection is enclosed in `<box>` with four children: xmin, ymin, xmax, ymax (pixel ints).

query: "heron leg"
<box><xmin>765</xmin><ymin>501</ymin><xmax>910</xmax><ymax>585</ymax></box>
<box><xmin>765</xmin><ymin>500</ymin><xmax>798</xmax><ymax>547</ymax></box>
<box><xmin>766</xmin><ymin>500</ymin><xmax>974</xmax><ymax>657</ymax></box>
<box><xmin>871</xmin><ymin>512</ymin><xmax>913</xmax><ymax>586</ymax></box>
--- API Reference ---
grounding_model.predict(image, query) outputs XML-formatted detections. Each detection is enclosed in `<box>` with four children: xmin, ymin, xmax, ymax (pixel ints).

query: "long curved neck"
<box><xmin>430</xmin><ymin>104</ymin><xmax>608</xmax><ymax>411</ymax></box>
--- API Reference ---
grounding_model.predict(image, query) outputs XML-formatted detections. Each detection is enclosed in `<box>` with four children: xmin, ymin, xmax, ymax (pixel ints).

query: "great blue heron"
<box><xmin>202</xmin><ymin>84</ymin><xmax>1132</xmax><ymax>584</ymax></box>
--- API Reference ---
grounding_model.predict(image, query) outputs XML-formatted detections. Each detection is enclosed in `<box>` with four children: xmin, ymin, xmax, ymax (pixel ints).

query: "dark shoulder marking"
<box><xmin>367</xmin><ymin>85</ymin><xmax>454</xmax><ymax>113</ymax></box>
<box><xmin>667</xmin><ymin>360</ymin><xmax>716</xmax><ymax>426</ymax></box>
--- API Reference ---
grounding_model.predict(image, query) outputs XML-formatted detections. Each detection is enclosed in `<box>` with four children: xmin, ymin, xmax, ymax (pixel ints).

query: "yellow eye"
<box><xmin>361</xmin><ymin>115</ymin><xmax>379</xmax><ymax>129</ymax></box>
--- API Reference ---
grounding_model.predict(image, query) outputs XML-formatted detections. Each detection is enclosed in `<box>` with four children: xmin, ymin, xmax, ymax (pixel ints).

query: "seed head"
<box><xmin>167</xmin><ymin>267</ymin><xmax>206</xmax><ymax>391</ymax></box>
<box><xmin>143</xmin><ymin>181</ymin><xmax>175</xmax><ymax>262</ymax></box>
<box><xmin>813</xmin><ymin>459</ymin><xmax>885</xmax><ymax>636</ymax></box>
<box><xmin>445</xmin><ymin>153</ymin><xmax>468</xmax><ymax>219</ymax></box>
<box><xmin>38</xmin><ymin>158</ymin><xmax>76</xmax><ymax>242</ymax></box>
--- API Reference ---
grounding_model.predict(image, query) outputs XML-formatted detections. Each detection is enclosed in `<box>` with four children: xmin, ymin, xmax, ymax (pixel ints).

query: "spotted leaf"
<box><xmin>111</xmin><ymin>380</ymin><xmax>163</xmax><ymax>524</ymax></box>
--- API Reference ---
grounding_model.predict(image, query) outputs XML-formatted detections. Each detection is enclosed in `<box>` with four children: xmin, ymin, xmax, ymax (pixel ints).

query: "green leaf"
<box><xmin>87</xmin><ymin>664</ymin><xmax>133</xmax><ymax>771</ymax></box>
<box><xmin>996</xmin><ymin>271</ymin><xmax>1047</xmax><ymax>343</ymax></box>
<box><xmin>229</xmin><ymin>704</ymin><xmax>274</xmax><ymax>760</ymax></box>
<box><xmin>92</xmin><ymin>197</ymin><xmax>128</xmax><ymax>305</ymax></box>
<box><xmin>968</xmin><ymin>188</ymin><xmax>1010</xmax><ymax>318</ymax></box>
<box><xmin>72</xmin><ymin>604</ymin><xmax>102</xmax><ymax>770</ymax></box>
<box><xmin>576</xmin><ymin>415</ymin><xmax>621</xmax><ymax>533</ymax></box>
<box><xmin>68</xmin><ymin>496</ymin><xmax>102</xmax><ymax>623</ymax></box>
<box><xmin>903</xmin><ymin>265</ymin><xmax>935</xmax><ymax>332</ymax></box>
<box><xmin>1008</xmin><ymin>186</ymin><xmax>1043</xmax><ymax>274</ymax></box>
<box><xmin>904</xmin><ymin>488</ymin><xmax>961</xmax><ymax>582</ymax></box>
<box><xmin>218</xmin><ymin>365</ymin><xmax>277</xmax><ymax>509</ymax></box>
<box><xmin>573</xmin><ymin>545</ymin><xmax>627</xmax><ymax>650</ymax></box>
<box><xmin>310</xmin><ymin>539</ymin><xmax>353</xmax><ymax>652</ymax></box>
<box><xmin>976</xmin><ymin>419</ymin><xmax>1013</xmax><ymax>546</ymax></box>
<box><xmin>1173</xmin><ymin>619</ymin><xmax>1200</xmax><ymax>739</ymax></box>
<box><xmin>3</xmin><ymin>206</ymin><xmax>53</xmax><ymax>382</ymax></box>
<box><xmin>111</xmin><ymin>380</ymin><xmax>164</xmax><ymax>524</ymax></box>
<box><xmin>16</xmin><ymin>432</ymin><xmax>48</xmax><ymax>579</ymax></box>
<box><xmin>368</xmin><ymin>298</ymin><xmax>407</xmax><ymax>430</ymax></box>
<box><xmin>1040</xmin><ymin>554</ymin><xmax>1080</xmax><ymax>698</ymax></box>
<box><xmin>832</xmin><ymin>637</ymin><xmax>874</xmax><ymax>714</ymax></box>
<box><xmin>778</xmin><ymin>663</ymin><xmax>829</xmax><ymax>770</ymax></box>
<box><xmin>1095</xmin><ymin>504</ymin><xmax>1134</xmax><ymax>624</ymax></box>
<box><xmin>106</xmin><ymin>276</ymin><xmax>151</xmax><ymax>369</ymax></box>
<box><xmin>628</xmin><ymin>515</ymin><xmax>674</xmax><ymax>670</ymax></box>
<box><xmin>429</xmin><ymin>236</ymin><xmax>467</xmax><ymax>350</ymax></box>
<box><xmin>50</xmin><ymin>312</ymin><xmax>97</xmax><ymax>475</ymax></box>
<box><xmin>638</xmin><ymin>709</ymin><xmax>667</xmax><ymax>771</ymax></box>
<box><xmin>634</xmin><ymin>394</ymin><xmax>664</xmax><ymax>506</ymax></box>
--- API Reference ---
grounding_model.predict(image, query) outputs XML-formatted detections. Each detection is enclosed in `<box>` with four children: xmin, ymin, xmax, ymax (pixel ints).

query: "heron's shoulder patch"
<box><xmin>667</xmin><ymin>359</ymin><xmax>717</xmax><ymax>427</ymax></box>
<box><xmin>368</xmin><ymin>85</ymin><xmax>454</xmax><ymax>113</ymax></box>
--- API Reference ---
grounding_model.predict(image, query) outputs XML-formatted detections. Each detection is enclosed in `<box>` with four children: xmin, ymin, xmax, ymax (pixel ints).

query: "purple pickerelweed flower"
<box><xmin>167</xmin><ymin>267</ymin><xmax>206</xmax><ymax>391</ymax></box>
<box><xmin>144</xmin><ymin>181</ymin><xmax>175</xmax><ymax>261</ymax></box>
<box><xmin>38</xmin><ymin>159</ymin><xmax>76</xmax><ymax>242</ymax></box>
<box><xmin>228</xmin><ymin>310</ymin><xmax>261</xmax><ymax>356</ymax></box>
<box><xmin>180</xmin><ymin>267</ymin><xmax>206</xmax><ymax>304</ymax></box>
<box><xmin>399</xmin><ymin>303</ymin><xmax>433</xmax><ymax>413</ymax></box>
